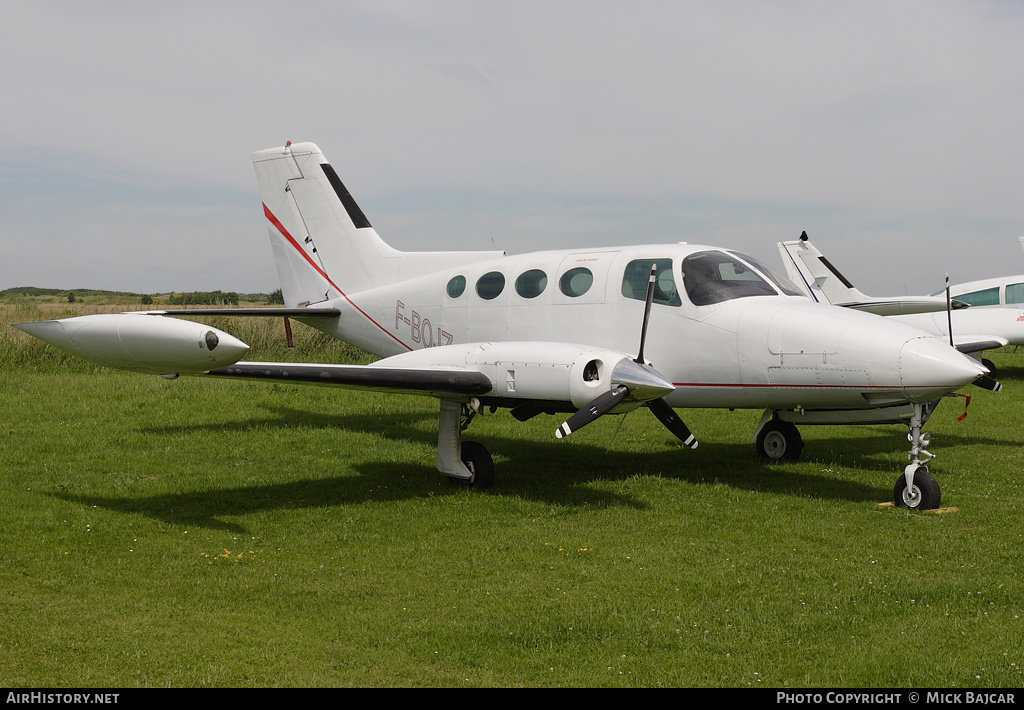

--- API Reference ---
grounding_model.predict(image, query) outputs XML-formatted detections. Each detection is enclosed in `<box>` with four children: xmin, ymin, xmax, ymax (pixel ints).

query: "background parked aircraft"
<box><xmin>935</xmin><ymin>237</ymin><xmax>1024</xmax><ymax>307</ymax></box>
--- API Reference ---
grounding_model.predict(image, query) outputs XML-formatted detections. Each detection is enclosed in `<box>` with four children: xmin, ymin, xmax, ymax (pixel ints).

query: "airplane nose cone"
<box><xmin>899</xmin><ymin>337</ymin><xmax>987</xmax><ymax>401</ymax></box>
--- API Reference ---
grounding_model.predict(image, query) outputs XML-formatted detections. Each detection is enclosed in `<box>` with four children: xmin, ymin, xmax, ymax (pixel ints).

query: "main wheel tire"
<box><xmin>756</xmin><ymin>420</ymin><xmax>804</xmax><ymax>460</ymax></box>
<box><xmin>894</xmin><ymin>466</ymin><xmax>941</xmax><ymax>510</ymax></box>
<box><xmin>453</xmin><ymin>440</ymin><xmax>494</xmax><ymax>489</ymax></box>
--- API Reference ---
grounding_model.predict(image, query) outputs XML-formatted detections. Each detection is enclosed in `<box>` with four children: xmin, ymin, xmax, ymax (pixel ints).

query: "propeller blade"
<box><xmin>945</xmin><ymin>273</ymin><xmax>954</xmax><ymax>348</ymax></box>
<box><xmin>555</xmin><ymin>385</ymin><xmax>630</xmax><ymax>438</ymax></box>
<box><xmin>635</xmin><ymin>265</ymin><xmax>658</xmax><ymax>365</ymax></box>
<box><xmin>973</xmin><ymin>374</ymin><xmax>1002</xmax><ymax>392</ymax></box>
<box><xmin>647</xmin><ymin>397</ymin><xmax>698</xmax><ymax>449</ymax></box>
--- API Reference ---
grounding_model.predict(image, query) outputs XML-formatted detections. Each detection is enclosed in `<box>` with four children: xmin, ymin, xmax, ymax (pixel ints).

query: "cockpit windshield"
<box><xmin>681</xmin><ymin>250</ymin><xmax>790</xmax><ymax>306</ymax></box>
<box><xmin>728</xmin><ymin>251</ymin><xmax>805</xmax><ymax>297</ymax></box>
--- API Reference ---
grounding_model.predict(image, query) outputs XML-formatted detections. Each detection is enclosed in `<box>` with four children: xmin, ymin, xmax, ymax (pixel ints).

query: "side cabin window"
<box><xmin>955</xmin><ymin>287</ymin><xmax>1000</xmax><ymax>307</ymax></box>
<box><xmin>681</xmin><ymin>251</ymin><xmax>777</xmax><ymax>306</ymax></box>
<box><xmin>446</xmin><ymin>275</ymin><xmax>467</xmax><ymax>298</ymax></box>
<box><xmin>476</xmin><ymin>271</ymin><xmax>506</xmax><ymax>300</ymax></box>
<box><xmin>1005</xmin><ymin>283</ymin><xmax>1024</xmax><ymax>305</ymax></box>
<box><xmin>559</xmin><ymin>267</ymin><xmax>594</xmax><ymax>298</ymax></box>
<box><xmin>621</xmin><ymin>259</ymin><xmax>681</xmax><ymax>306</ymax></box>
<box><xmin>515</xmin><ymin>269</ymin><xmax>548</xmax><ymax>299</ymax></box>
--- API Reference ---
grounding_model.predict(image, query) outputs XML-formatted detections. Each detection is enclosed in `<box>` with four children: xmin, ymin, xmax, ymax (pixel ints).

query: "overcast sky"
<box><xmin>2</xmin><ymin>0</ymin><xmax>1022</xmax><ymax>296</ymax></box>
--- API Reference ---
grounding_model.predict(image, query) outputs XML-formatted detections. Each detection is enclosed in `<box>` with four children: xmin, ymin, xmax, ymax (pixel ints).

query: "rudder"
<box><xmin>253</xmin><ymin>142</ymin><xmax>400</xmax><ymax>307</ymax></box>
<box><xmin>253</xmin><ymin>141</ymin><xmax>505</xmax><ymax>308</ymax></box>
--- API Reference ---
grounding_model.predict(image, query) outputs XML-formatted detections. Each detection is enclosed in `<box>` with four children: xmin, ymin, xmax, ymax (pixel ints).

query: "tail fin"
<box><xmin>253</xmin><ymin>142</ymin><xmax>502</xmax><ymax>307</ymax></box>
<box><xmin>777</xmin><ymin>233</ymin><xmax>874</xmax><ymax>306</ymax></box>
<box><xmin>778</xmin><ymin>233</ymin><xmax>954</xmax><ymax>316</ymax></box>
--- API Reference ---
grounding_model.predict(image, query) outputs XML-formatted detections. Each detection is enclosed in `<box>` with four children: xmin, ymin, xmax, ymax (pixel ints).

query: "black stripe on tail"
<box><xmin>320</xmin><ymin>163</ymin><xmax>372</xmax><ymax>229</ymax></box>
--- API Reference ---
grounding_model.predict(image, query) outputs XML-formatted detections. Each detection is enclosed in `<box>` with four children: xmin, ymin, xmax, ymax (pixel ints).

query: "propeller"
<box><xmin>945</xmin><ymin>273</ymin><xmax>1003</xmax><ymax>392</ymax></box>
<box><xmin>945</xmin><ymin>273</ymin><xmax>954</xmax><ymax>348</ymax></box>
<box><xmin>555</xmin><ymin>264</ymin><xmax>699</xmax><ymax>448</ymax></box>
<box><xmin>973</xmin><ymin>373</ymin><xmax>1003</xmax><ymax>392</ymax></box>
<box><xmin>635</xmin><ymin>265</ymin><xmax>657</xmax><ymax>366</ymax></box>
<box><xmin>556</xmin><ymin>385</ymin><xmax>630</xmax><ymax>438</ymax></box>
<box><xmin>647</xmin><ymin>396</ymin><xmax>698</xmax><ymax>449</ymax></box>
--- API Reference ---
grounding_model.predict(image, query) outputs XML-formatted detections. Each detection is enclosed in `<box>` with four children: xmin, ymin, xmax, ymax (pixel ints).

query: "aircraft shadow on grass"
<box><xmin>47</xmin><ymin>402</ymin><xmax>1008</xmax><ymax>532</ymax></box>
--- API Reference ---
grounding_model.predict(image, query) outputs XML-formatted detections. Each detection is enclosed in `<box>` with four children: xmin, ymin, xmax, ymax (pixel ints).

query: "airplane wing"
<box><xmin>208</xmin><ymin>343</ymin><xmax>695</xmax><ymax>446</ymax></box>
<box><xmin>951</xmin><ymin>337</ymin><xmax>1008</xmax><ymax>354</ymax></box>
<box><xmin>136</xmin><ymin>308</ymin><xmax>341</xmax><ymax>317</ymax></box>
<box><xmin>205</xmin><ymin>360</ymin><xmax>492</xmax><ymax>398</ymax></box>
<box><xmin>14</xmin><ymin>312</ymin><xmax>697</xmax><ymax>447</ymax></box>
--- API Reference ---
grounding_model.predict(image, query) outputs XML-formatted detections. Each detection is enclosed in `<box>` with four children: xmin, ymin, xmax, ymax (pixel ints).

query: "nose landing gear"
<box><xmin>895</xmin><ymin>402</ymin><xmax>941</xmax><ymax>510</ymax></box>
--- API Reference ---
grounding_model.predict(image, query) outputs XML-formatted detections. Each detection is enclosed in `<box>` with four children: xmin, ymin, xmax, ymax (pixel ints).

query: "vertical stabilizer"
<box><xmin>778</xmin><ymin>234</ymin><xmax>870</xmax><ymax>306</ymax></box>
<box><xmin>253</xmin><ymin>142</ymin><xmax>397</xmax><ymax>306</ymax></box>
<box><xmin>253</xmin><ymin>142</ymin><xmax>504</xmax><ymax>308</ymax></box>
<box><xmin>778</xmin><ymin>234</ymin><xmax>955</xmax><ymax>316</ymax></box>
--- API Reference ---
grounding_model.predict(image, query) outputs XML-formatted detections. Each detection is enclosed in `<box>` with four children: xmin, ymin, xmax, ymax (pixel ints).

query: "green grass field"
<box><xmin>2</xmin><ymin>299</ymin><xmax>1023</xmax><ymax>687</ymax></box>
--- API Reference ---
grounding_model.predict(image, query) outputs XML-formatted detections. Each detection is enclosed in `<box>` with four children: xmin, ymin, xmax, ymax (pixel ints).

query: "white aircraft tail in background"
<box><xmin>778</xmin><ymin>232</ymin><xmax>963</xmax><ymax>316</ymax></box>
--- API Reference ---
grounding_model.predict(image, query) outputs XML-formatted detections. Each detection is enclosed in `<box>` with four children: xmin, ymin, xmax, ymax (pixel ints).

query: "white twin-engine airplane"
<box><xmin>16</xmin><ymin>142</ymin><xmax>993</xmax><ymax>511</ymax></box>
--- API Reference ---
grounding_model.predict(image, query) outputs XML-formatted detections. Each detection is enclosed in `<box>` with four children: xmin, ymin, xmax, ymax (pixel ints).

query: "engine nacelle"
<box><xmin>374</xmin><ymin>341</ymin><xmax>672</xmax><ymax>409</ymax></box>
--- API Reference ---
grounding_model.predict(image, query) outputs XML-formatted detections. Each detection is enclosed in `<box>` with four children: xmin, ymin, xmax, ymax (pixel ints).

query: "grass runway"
<box><xmin>2</xmin><ymin>301</ymin><xmax>1023</xmax><ymax>687</ymax></box>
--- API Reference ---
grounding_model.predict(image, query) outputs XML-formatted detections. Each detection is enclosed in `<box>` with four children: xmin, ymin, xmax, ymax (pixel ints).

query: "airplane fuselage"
<box><xmin>296</xmin><ymin>242</ymin><xmax>981</xmax><ymax>412</ymax></box>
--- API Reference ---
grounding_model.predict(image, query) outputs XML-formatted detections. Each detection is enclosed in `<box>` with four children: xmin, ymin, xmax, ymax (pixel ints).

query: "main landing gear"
<box><xmin>436</xmin><ymin>398</ymin><xmax>494</xmax><ymax>489</ymax></box>
<box><xmin>755</xmin><ymin>419</ymin><xmax>804</xmax><ymax>461</ymax></box>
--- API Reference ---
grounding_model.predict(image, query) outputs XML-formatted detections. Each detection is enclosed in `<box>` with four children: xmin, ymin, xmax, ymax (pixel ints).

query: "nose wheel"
<box><xmin>895</xmin><ymin>402</ymin><xmax>941</xmax><ymax>510</ymax></box>
<box><xmin>895</xmin><ymin>464</ymin><xmax>940</xmax><ymax>510</ymax></box>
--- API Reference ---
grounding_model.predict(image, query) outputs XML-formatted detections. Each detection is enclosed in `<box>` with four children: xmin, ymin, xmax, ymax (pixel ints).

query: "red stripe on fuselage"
<box><xmin>263</xmin><ymin>203</ymin><xmax>412</xmax><ymax>351</ymax></box>
<box><xmin>673</xmin><ymin>382</ymin><xmax>935</xmax><ymax>390</ymax></box>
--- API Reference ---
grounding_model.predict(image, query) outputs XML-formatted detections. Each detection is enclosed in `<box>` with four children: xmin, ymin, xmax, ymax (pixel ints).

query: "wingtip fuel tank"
<box><xmin>14</xmin><ymin>314</ymin><xmax>249</xmax><ymax>375</ymax></box>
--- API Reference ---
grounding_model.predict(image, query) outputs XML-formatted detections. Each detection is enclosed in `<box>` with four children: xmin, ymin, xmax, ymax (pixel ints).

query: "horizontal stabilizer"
<box><xmin>953</xmin><ymin>336</ymin><xmax>1009</xmax><ymax>354</ymax></box>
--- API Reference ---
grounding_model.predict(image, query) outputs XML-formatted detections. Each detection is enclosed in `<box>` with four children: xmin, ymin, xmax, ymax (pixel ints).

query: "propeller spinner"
<box><xmin>555</xmin><ymin>265</ymin><xmax>698</xmax><ymax>449</ymax></box>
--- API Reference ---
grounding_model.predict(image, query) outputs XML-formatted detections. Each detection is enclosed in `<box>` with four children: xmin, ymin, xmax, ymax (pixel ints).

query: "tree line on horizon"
<box><xmin>1</xmin><ymin>287</ymin><xmax>284</xmax><ymax>304</ymax></box>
